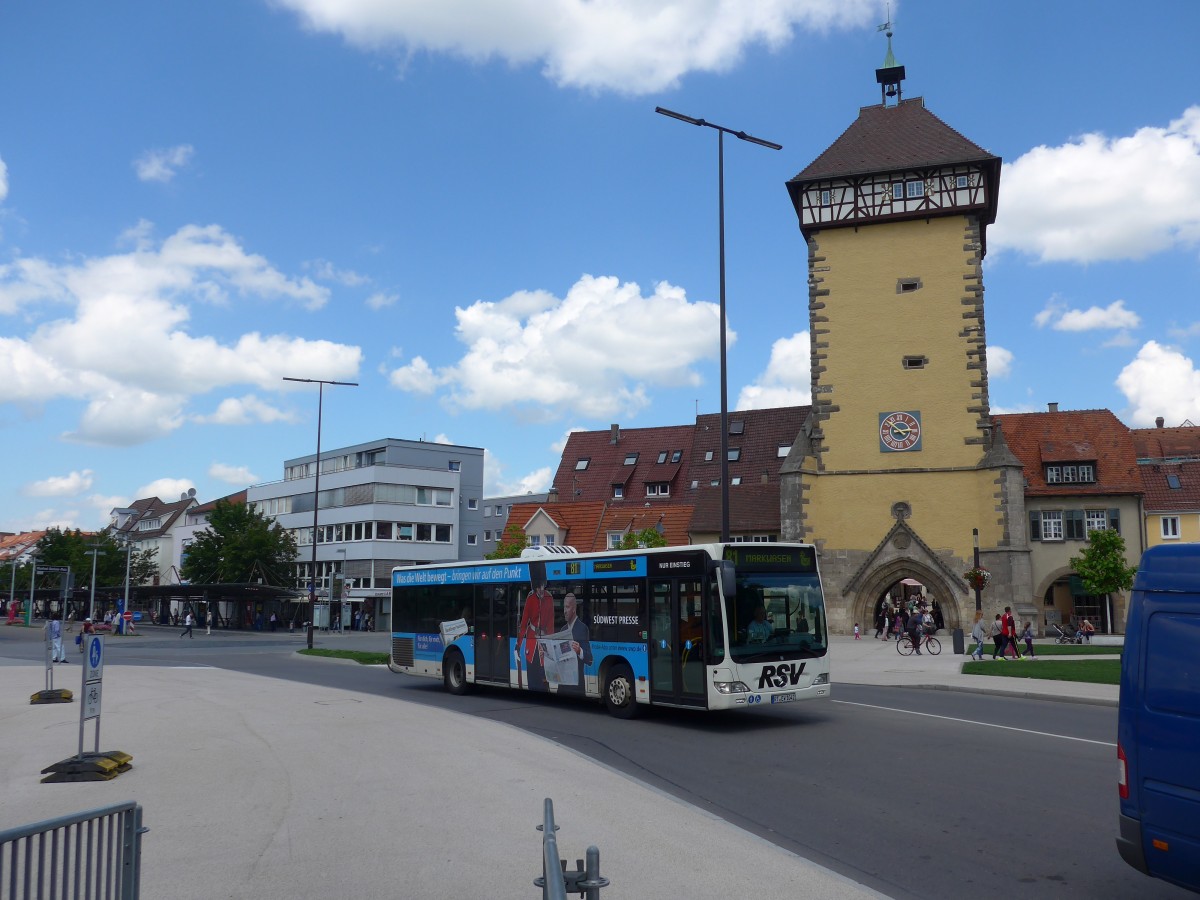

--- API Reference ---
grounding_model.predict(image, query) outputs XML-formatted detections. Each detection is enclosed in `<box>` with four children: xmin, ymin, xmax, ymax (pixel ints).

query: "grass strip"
<box><xmin>961</xmin><ymin>658</ymin><xmax>1120</xmax><ymax>685</ymax></box>
<box><xmin>1022</xmin><ymin>644</ymin><xmax>1121</xmax><ymax>657</ymax></box>
<box><xmin>299</xmin><ymin>648</ymin><xmax>389</xmax><ymax>665</ymax></box>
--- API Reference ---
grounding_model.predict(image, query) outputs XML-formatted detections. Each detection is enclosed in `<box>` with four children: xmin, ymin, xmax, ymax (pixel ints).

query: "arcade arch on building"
<box><xmin>852</xmin><ymin>558</ymin><xmax>967</xmax><ymax>634</ymax></box>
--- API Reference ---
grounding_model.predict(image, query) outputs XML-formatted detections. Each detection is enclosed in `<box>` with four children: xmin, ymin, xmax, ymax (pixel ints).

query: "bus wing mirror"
<box><xmin>718</xmin><ymin>561</ymin><xmax>736</xmax><ymax>598</ymax></box>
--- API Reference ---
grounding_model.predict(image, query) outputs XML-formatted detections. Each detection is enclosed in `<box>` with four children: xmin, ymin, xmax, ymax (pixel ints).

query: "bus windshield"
<box><xmin>727</xmin><ymin>571</ymin><xmax>826</xmax><ymax>663</ymax></box>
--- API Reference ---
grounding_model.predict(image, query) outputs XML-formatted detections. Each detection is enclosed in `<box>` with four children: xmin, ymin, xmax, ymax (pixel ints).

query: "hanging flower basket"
<box><xmin>964</xmin><ymin>566</ymin><xmax>991</xmax><ymax>592</ymax></box>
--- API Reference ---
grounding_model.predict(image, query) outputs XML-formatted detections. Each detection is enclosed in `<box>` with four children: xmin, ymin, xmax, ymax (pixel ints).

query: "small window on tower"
<box><xmin>906</xmin><ymin>180</ymin><xmax>924</xmax><ymax>198</ymax></box>
<box><xmin>819</xmin><ymin>189</ymin><xmax>832</xmax><ymax>206</ymax></box>
<box><xmin>897</xmin><ymin>278</ymin><xmax>922</xmax><ymax>294</ymax></box>
<box><xmin>902</xmin><ymin>356</ymin><xmax>928</xmax><ymax>370</ymax></box>
<box><xmin>892</xmin><ymin>183</ymin><xmax>904</xmax><ymax>200</ymax></box>
<box><xmin>956</xmin><ymin>175</ymin><xmax>970</xmax><ymax>188</ymax></box>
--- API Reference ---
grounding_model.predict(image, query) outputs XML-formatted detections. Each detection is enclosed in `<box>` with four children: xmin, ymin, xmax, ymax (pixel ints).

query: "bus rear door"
<box><xmin>474</xmin><ymin>585</ymin><xmax>512</xmax><ymax>684</ymax></box>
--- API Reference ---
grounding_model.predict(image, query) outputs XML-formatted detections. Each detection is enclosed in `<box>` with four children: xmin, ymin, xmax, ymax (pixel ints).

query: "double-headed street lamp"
<box><xmin>655</xmin><ymin>107</ymin><xmax>781</xmax><ymax>542</ymax></box>
<box><xmin>283</xmin><ymin>376</ymin><xmax>358</xmax><ymax>649</ymax></box>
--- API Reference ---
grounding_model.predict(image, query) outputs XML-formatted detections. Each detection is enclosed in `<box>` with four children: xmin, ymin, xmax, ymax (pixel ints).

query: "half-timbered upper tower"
<box><xmin>779</xmin><ymin>42</ymin><xmax>1031</xmax><ymax>633</ymax></box>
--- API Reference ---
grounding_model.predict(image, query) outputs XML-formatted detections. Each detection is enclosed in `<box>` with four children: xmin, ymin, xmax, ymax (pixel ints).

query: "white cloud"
<box><xmin>209</xmin><ymin>462</ymin><xmax>259</xmax><ymax>486</ymax></box>
<box><xmin>134</xmin><ymin>478</ymin><xmax>196</xmax><ymax>504</ymax></box>
<box><xmin>736</xmin><ymin>332</ymin><xmax>811</xmax><ymax>410</ymax></box>
<box><xmin>366</xmin><ymin>291</ymin><xmax>398</xmax><ymax>310</ymax></box>
<box><xmin>1116</xmin><ymin>341</ymin><xmax>1200</xmax><ymax>426</ymax></box>
<box><xmin>992</xmin><ymin>106</ymin><xmax>1200</xmax><ymax>263</ymax></box>
<box><xmin>1033</xmin><ymin>298</ymin><xmax>1141</xmax><ymax>332</ymax></box>
<box><xmin>134</xmin><ymin>144</ymin><xmax>195</xmax><ymax>183</ymax></box>
<box><xmin>306</xmin><ymin>259</ymin><xmax>370</xmax><ymax>286</ymax></box>
<box><xmin>275</xmin><ymin>0</ymin><xmax>879</xmax><ymax>95</ymax></box>
<box><xmin>482</xmin><ymin>447</ymin><xmax>553</xmax><ymax>497</ymax></box>
<box><xmin>24</xmin><ymin>469</ymin><xmax>94</xmax><ymax>497</ymax></box>
<box><xmin>987</xmin><ymin>345</ymin><xmax>1014</xmax><ymax>378</ymax></box>
<box><xmin>389</xmin><ymin>274</ymin><xmax>722</xmax><ymax>420</ymax></box>
<box><xmin>0</xmin><ymin>223</ymin><xmax>362</xmax><ymax>447</ymax></box>
<box><xmin>1168</xmin><ymin>321</ymin><xmax>1200</xmax><ymax>341</ymax></box>
<box><xmin>195</xmin><ymin>395</ymin><xmax>298</xmax><ymax>426</ymax></box>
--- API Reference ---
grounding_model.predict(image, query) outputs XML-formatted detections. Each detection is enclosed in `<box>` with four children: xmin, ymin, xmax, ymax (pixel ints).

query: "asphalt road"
<box><xmin>4</xmin><ymin>627</ymin><xmax>1191</xmax><ymax>899</ymax></box>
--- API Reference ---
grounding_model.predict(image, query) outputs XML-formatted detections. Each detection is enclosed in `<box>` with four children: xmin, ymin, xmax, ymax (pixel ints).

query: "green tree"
<box><xmin>130</xmin><ymin>546</ymin><xmax>160</xmax><ymax>585</ymax></box>
<box><xmin>486</xmin><ymin>532</ymin><xmax>529</xmax><ymax>560</ymax></box>
<box><xmin>180</xmin><ymin>499</ymin><xmax>298</xmax><ymax>585</ymax></box>
<box><xmin>619</xmin><ymin>527</ymin><xmax>668</xmax><ymax>550</ymax></box>
<box><xmin>1070</xmin><ymin>528</ymin><xmax>1138</xmax><ymax>598</ymax></box>
<box><xmin>35</xmin><ymin>528</ymin><xmax>127</xmax><ymax>588</ymax></box>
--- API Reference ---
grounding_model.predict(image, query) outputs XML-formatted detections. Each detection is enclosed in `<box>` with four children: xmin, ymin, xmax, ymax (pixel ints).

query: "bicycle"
<box><xmin>897</xmin><ymin>631</ymin><xmax>941</xmax><ymax>656</ymax></box>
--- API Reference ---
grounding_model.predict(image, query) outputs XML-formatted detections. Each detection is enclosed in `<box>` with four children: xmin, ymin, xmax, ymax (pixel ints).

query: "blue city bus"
<box><xmin>388</xmin><ymin>543</ymin><xmax>830</xmax><ymax>717</ymax></box>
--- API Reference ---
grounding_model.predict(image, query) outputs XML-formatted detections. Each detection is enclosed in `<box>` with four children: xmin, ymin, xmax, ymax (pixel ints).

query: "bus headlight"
<box><xmin>812</xmin><ymin>673</ymin><xmax>829</xmax><ymax>685</ymax></box>
<box><xmin>714</xmin><ymin>681</ymin><xmax>751</xmax><ymax>694</ymax></box>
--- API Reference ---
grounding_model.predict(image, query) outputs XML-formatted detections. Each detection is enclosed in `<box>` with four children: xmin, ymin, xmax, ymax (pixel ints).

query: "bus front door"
<box><xmin>649</xmin><ymin>579</ymin><xmax>707</xmax><ymax>707</ymax></box>
<box><xmin>474</xmin><ymin>586</ymin><xmax>511</xmax><ymax>684</ymax></box>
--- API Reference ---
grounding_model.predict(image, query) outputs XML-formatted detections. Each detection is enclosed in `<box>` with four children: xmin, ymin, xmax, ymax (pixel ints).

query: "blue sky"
<box><xmin>2</xmin><ymin>0</ymin><xmax>1199</xmax><ymax>532</ymax></box>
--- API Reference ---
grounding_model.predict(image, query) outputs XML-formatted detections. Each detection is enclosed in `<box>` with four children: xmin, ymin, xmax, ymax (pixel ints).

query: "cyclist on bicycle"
<box><xmin>906</xmin><ymin>607</ymin><xmax>926</xmax><ymax>655</ymax></box>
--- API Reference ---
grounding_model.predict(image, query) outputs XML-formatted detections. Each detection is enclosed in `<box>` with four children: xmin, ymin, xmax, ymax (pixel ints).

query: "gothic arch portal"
<box><xmin>853</xmin><ymin>558</ymin><xmax>966</xmax><ymax>632</ymax></box>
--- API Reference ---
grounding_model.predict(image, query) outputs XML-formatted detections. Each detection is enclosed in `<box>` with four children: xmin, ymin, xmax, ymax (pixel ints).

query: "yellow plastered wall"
<box><xmin>1145</xmin><ymin>512</ymin><xmax>1200</xmax><ymax>546</ymax></box>
<box><xmin>814</xmin><ymin>216</ymin><xmax>984</xmax><ymax>472</ymax></box>
<box><xmin>804</xmin><ymin>469</ymin><xmax>1003</xmax><ymax>553</ymax></box>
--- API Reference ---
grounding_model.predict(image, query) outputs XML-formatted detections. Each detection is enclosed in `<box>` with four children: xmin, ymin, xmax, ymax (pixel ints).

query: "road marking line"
<box><xmin>832</xmin><ymin>699</ymin><xmax>1115</xmax><ymax>747</ymax></box>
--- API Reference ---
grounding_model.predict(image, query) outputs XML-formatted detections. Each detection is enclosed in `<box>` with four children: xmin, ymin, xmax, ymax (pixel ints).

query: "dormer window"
<box><xmin>575</xmin><ymin>458</ymin><xmax>590</xmax><ymax>471</ymax></box>
<box><xmin>1167</xmin><ymin>474</ymin><xmax>1182</xmax><ymax>489</ymax></box>
<box><xmin>623</xmin><ymin>453</ymin><xmax>638</xmax><ymax>466</ymax></box>
<box><xmin>671</xmin><ymin>450</ymin><xmax>682</xmax><ymax>463</ymax></box>
<box><xmin>657</xmin><ymin>451</ymin><xmax>668</xmax><ymax>464</ymax></box>
<box><xmin>1044</xmin><ymin>463</ymin><xmax>1096</xmax><ymax>484</ymax></box>
<box><xmin>613</xmin><ymin>485</ymin><xmax>624</xmax><ymax>499</ymax></box>
<box><xmin>646</xmin><ymin>483</ymin><xmax>670</xmax><ymax>497</ymax></box>
<box><xmin>729</xmin><ymin>420</ymin><xmax>745</xmax><ymax>435</ymax></box>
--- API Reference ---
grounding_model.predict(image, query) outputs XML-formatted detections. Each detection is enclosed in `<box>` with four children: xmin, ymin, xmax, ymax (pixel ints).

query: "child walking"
<box><xmin>1022</xmin><ymin>622</ymin><xmax>1036</xmax><ymax>659</ymax></box>
<box><xmin>853</xmin><ymin>622</ymin><xmax>861</xmax><ymax>640</ymax></box>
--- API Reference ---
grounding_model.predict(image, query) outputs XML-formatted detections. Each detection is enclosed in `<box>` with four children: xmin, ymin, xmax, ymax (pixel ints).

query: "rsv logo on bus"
<box><xmin>757</xmin><ymin>663</ymin><xmax>806</xmax><ymax>689</ymax></box>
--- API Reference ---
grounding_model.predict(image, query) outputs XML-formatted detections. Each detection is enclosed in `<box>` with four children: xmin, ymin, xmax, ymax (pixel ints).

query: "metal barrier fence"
<box><xmin>0</xmin><ymin>802</ymin><xmax>146</xmax><ymax>900</ymax></box>
<box><xmin>535</xmin><ymin>798</ymin><xmax>608</xmax><ymax>899</ymax></box>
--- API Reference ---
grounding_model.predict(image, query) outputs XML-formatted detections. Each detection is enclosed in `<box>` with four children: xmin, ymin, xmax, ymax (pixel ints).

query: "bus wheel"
<box><xmin>443</xmin><ymin>650</ymin><xmax>469</xmax><ymax>695</ymax></box>
<box><xmin>603</xmin><ymin>664</ymin><xmax>638</xmax><ymax>719</ymax></box>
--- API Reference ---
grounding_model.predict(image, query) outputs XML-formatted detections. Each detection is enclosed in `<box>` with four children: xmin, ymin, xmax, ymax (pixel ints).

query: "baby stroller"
<box><xmin>1049</xmin><ymin>622</ymin><xmax>1083</xmax><ymax>645</ymax></box>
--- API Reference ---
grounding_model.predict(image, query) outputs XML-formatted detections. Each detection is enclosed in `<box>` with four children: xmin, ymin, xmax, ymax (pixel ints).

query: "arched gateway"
<box><xmin>854</xmin><ymin>559</ymin><xmax>965</xmax><ymax>633</ymax></box>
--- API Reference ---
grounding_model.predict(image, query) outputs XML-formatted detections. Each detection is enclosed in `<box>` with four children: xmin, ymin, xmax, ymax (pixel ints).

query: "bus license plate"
<box><xmin>771</xmin><ymin>692</ymin><xmax>796</xmax><ymax>704</ymax></box>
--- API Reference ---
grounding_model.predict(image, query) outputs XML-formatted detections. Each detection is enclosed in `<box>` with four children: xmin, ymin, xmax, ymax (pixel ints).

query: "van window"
<box><xmin>1144</xmin><ymin>612</ymin><xmax>1200</xmax><ymax>717</ymax></box>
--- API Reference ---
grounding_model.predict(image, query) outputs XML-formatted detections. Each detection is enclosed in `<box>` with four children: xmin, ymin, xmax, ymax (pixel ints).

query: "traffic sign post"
<box><xmin>39</xmin><ymin>633</ymin><xmax>133</xmax><ymax>783</ymax></box>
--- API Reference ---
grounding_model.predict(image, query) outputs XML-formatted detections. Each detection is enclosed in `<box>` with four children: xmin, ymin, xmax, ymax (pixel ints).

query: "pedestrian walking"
<box><xmin>853</xmin><ymin>622</ymin><xmax>861</xmax><ymax>640</ymax></box>
<box><xmin>181</xmin><ymin>611</ymin><xmax>194</xmax><ymax>639</ymax></box>
<box><xmin>970</xmin><ymin>610</ymin><xmax>987</xmax><ymax>660</ymax></box>
<box><xmin>1002</xmin><ymin>606</ymin><xmax>1023</xmax><ymax>659</ymax></box>
<box><xmin>1022</xmin><ymin>622</ymin><xmax>1037</xmax><ymax>659</ymax></box>
<box><xmin>990</xmin><ymin>613</ymin><xmax>1005</xmax><ymax>659</ymax></box>
<box><xmin>48</xmin><ymin>615</ymin><xmax>66</xmax><ymax>662</ymax></box>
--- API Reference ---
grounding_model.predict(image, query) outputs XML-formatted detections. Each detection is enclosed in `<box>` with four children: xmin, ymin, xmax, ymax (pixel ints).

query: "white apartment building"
<box><xmin>247</xmin><ymin>437</ymin><xmax>485</xmax><ymax>631</ymax></box>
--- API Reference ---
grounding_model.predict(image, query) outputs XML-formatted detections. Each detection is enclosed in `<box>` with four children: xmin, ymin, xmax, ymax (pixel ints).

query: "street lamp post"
<box><xmin>283</xmin><ymin>376</ymin><xmax>358</xmax><ymax>649</ymax></box>
<box><xmin>119</xmin><ymin>539</ymin><xmax>133</xmax><ymax>635</ymax></box>
<box><xmin>655</xmin><ymin>107</ymin><xmax>781</xmax><ymax>542</ymax></box>
<box><xmin>27</xmin><ymin>551</ymin><xmax>39</xmax><ymax>624</ymax></box>
<box><xmin>972</xmin><ymin>528</ymin><xmax>982</xmax><ymax>612</ymax></box>
<box><xmin>86</xmin><ymin>543</ymin><xmax>106</xmax><ymax>622</ymax></box>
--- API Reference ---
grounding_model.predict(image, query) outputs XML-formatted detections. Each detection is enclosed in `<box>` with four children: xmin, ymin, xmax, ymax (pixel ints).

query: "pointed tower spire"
<box><xmin>875</xmin><ymin>15</ymin><xmax>905</xmax><ymax>106</ymax></box>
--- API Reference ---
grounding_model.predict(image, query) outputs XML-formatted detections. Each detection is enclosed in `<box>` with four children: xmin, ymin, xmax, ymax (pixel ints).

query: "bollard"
<box><xmin>535</xmin><ymin>798</ymin><xmax>608</xmax><ymax>899</ymax></box>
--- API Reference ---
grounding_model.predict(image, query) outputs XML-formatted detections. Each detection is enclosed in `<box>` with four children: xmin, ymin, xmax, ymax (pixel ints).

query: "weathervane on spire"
<box><xmin>875</xmin><ymin>5</ymin><xmax>905</xmax><ymax>106</ymax></box>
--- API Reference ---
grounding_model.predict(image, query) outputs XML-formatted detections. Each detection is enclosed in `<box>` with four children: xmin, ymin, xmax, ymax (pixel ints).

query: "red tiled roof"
<box><xmin>1139</xmin><ymin>461</ymin><xmax>1200</xmax><ymax>512</ymax></box>
<box><xmin>552</xmin><ymin>424</ymin><xmax>695</xmax><ymax>504</ymax></box>
<box><xmin>689</xmin><ymin>484</ymin><xmax>781</xmax><ymax>534</ymax></box>
<box><xmin>994</xmin><ymin>410</ymin><xmax>1141</xmax><ymax>496</ymax></box>
<box><xmin>1131</xmin><ymin>426</ymin><xmax>1200</xmax><ymax>461</ymax></box>
<box><xmin>504</xmin><ymin>501</ymin><xmax>609</xmax><ymax>552</ymax></box>
<box><xmin>790</xmin><ymin>99</ymin><xmax>997</xmax><ymax>182</ymax></box>
<box><xmin>0</xmin><ymin>530</ymin><xmax>48</xmax><ymax>562</ymax></box>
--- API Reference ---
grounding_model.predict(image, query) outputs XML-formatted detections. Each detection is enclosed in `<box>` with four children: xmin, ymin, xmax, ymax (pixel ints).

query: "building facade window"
<box><xmin>467</xmin><ymin>498</ymin><xmax>478</xmax><ymax>510</ymax></box>
<box><xmin>1085</xmin><ymin>510</ymin><xmax>1108</xmax><ymax>534</ymax></box>
<box><xmin>467</xmin><ymin>534</ymin><xmax>478</xmax><ymax>546</ymax></box>
<box><xmin>607</xmin><ymin>532</ymin><xmax>623</xmax><ymax>550</ymax></box>
<box><xmin>1045</xmin><ymin>464</ymin><xmax>1096</xmax><ymax>484</ymax></box>
<box><xmin>1161</xmin><ymin>516</ymin><xmax>1181</xmax><ymax>539</ymax></box>
<box><xmin>1039</xmin><ymin>510</ymin><xmax>1064</xmax><ymax>541</ymax></box>
<box><xmin>906</xmin><ymin>180</ymin><xmax>924</xmax><ymax>198</ymax></box>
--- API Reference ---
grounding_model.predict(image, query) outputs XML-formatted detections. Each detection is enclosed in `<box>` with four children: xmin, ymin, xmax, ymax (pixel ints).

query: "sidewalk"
<box><xmin>1</xmin><ymin>629</ymin><xmax>887</xmax><ymax>900</ymax></box>
<box><xmin>829</xmin><ymin>632</ymin><xmax>1120</xmax><ymax>706</ymax></box>
<box><xmin>1</xmin><ymin>625</ymin><xmax>1116</xmax><ymax>899</ymax></box>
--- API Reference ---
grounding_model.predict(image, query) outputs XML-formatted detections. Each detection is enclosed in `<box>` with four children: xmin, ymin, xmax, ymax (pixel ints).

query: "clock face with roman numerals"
<box><xmin>879</xmin><ymin>411</ymin><xmax>922</xmax><ymax>452</ymax></box>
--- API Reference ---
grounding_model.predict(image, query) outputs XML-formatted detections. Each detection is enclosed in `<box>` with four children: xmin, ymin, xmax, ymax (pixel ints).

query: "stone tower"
<box><xmin>779</xmin><ymin>41</ymin><xmax>1031</xmax><ymax>633</ymax></box>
